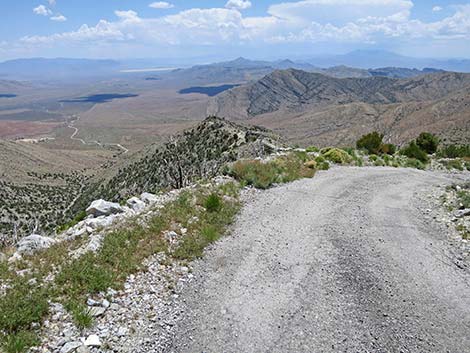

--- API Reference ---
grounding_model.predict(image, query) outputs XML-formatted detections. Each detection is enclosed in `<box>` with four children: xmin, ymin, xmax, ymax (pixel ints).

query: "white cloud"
<box><xmin>33</xmin><ymin>5</ymin><xmax>52</xmax><ymax>16</ymax></box>
<box><xmin>268</xmin><ymin>0</ymin><xmax>413</xmax><ymax>26</ymax></box>
<box><xmin>225</xmin><ymin>0</ymin><xmax>252</xmax><ymax>10</ymax></box>
<box><xmin>50</xmin><ymin>14</ymin><xmax>67</xmax><ymax>22</ymax></box>
<box><xmin>19</xmin><ymin>1</ymin><xmax>470</xmax><ymax>53</ymax></box>
<box><xmin>432</xmin><ymin>6</ymin><xmax>443</xmax><ymax>12</ymax></box>
<box><xmin>48</xmin><ymin>0</ymin><xmax>56</xmax><ymax>5</ymax></box>
<box><xmin>149</xmin><ymin>2</ymin><xmax>174</xmax><ymax>9</ymax></box>
<box><xmin>115</xmin><ymin>10</ymin><xmax>142</xmax><ymax>23</ymax></box>
<box><xmin>21</xmin><ymin>20</ymin><xmax>126</xmax><ymax>45</ymax></box>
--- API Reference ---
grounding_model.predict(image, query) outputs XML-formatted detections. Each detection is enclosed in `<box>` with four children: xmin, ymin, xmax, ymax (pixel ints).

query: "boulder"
<box><xmin>86</xmin><ymin>199</ymin><xmax>124</xmax><ymax>217</ymax></box>
<box><xmin>85</xmin><ymin>216</ymin><xmax>116</xmax><ymax>230</ymax></box>
<box><xmin>127</xmin><ymin>197</ymin><xmax>146</xmax><ymax>213</ymax></box>
<box><xmin>17</xmin><ymin>234</ymin><xmax>56</xmax><ymax>255</ymax></box>
<box><xmin>140</xmin><ymin>192</ymin><xmax>158</xmax><ymax>205</ymax></box>
<box><xmin>84</xmin><ymin>335</ymin><xmax>101</xmax><ymax>347</ymax></box>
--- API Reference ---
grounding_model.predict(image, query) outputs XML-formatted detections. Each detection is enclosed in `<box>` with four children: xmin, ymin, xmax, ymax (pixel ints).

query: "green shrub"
<box><xmin>314</xmin><ymin>155</ymin><xmax>326</xmax><ymax>163</ymax></box>
<box><xmin>321</xmin><ymin>148</ymin><xmax>352</xmax><ymax>164</ymax></box>
<box><xmin>374</xmin><ymin>158</ymin><xmax>385</xmax><ymax>167</ymax></box>
<box><xmin>64</xmin><ymin>300</ymin><xmax>93</xmax><ymax>329</ymax></box>
<box><xmin>356</xmin><ymin>132</ymin><xmax>383</xmax><ymax>154</ymax></box>
<box><xmin>457</xmin><ymin>190</ymin><xmax>470</xmax><ymax>209</ymax></box>
<box><xmin>400</xmin><ymin>141</ymin><xmax>429</xmax><ymax>163</ymax></box>
<box><xmin>441</xmin><ymin>159</ymin><xmax>464</xmax><ymax>171</ymax></box>
<box><xmin>305</xmin><ymin>146</ymin><xmax>319</xmax><ymax>153</ymax></box>
<box><xmin>57</xmin><ymin>210</ymin><xmax>86</xmax><ymax>233</ymax></box>
<box><xmin>230</xmin><ymin>154</ymin><xmax>315</xmax><ymax>189</ymax></box>
<box><xmin>369</xmin><ymin>154</ymin><xmax>378</xmax><ymax>162</ymax></box>
<box><xmin>204</xmin><ymin>193</ymin><xmax>221</xmax><ymax>213</ymax></box>
<box><xmin>1</xmin><ymin>331</ymin><xmax>39</xmax><ymax>353</ymax></box>
<box><xmin>380</xmin><ymin>143</ymin><xmax>396</xmax><ymax>155</ymax></box>
<box><xmin>404</xmin><ymin>158</ymin><xmax>426</xmax><ymax>170</ymax></box>
<box><xmin>230</xmin><ymin>160</ymin><xmax>277</xmax><ymax>189</ymax></box>
<box><xmin>438</xmin><ymin>145</ymin><xmax>470</xmax><ymax>158</ymax></box>
<box><xmin>0</xmin><ymin>279</ymin><xmax>49</xmax><ymax>333</ymax></box>
<box><xmin>416</xmin><ymin>132</ymin><xmax>439</xmax><ymax>154</ymax></box>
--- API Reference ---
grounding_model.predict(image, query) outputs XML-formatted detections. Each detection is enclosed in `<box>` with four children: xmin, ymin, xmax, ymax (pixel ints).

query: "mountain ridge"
<box><xmin>208</xmin><ymin>69</ymin><xmax>470</xmax><ymax>146</ymax></box>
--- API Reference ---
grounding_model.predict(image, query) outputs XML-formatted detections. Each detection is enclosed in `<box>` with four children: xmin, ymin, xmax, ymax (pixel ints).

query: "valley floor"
<box><xmin>168</xmin><ymin>167</ymin><xmax>470</xmax><ymax>353</ymax></box>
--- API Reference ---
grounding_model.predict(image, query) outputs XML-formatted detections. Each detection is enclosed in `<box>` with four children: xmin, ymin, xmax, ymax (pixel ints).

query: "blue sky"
<box><xmin>1</xmin><ymin>1</ymin><xmax>469</xmax><ymax>61</ymax></box>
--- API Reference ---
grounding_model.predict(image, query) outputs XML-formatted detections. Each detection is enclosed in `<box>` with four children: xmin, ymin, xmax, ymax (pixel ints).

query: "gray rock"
<box><xmin>85</xmin><ymin>216</ymin><xmax>116</xmax><ymax>230</ymax></box>
<box><xmin>455</xmin><ymin>209</ymin><xmax>470</xmax><ymax>218</ymax></box>
<box><xmin>76</xmin><ymin>346</ymin><xmax>90</xmax><ymax>353</ymax></box>
<box><xmin>140</xmin><ymin>192</ymin><xmax>158</xmax><ymax>205</ymax></box>
<box><xmin>84</xmin><ymin>334</ymin><xmax>101</xmax><ymax>347</ymax></box>
<box><xmin>88</xmin><ymin>306</ymin><xmax>106</xmax><ymax>317</ymax></box>
<box><xmin>16</xmin><ymin>234</ymin><xmax>56</xmax><ymax>255</ymax></box>
<box><xmin>86</xmin><ymin>234</ymin><xmax>103</xmax><ymax>252</ymax></box>
<box><xmin>127</xmin><ymin>197</ymin><xmax>146</xmax><ymax>212</ymax></box>
<box><xmin>86</xmin><ymin>199</ymin><xmax>124</xmax><ymax>217</ymax></box>
<box><xmin>0</xmin><ymin>252</ymin><xmax>6</xmax><ymax>262</ymax></box>
<box><xmin>117</xmin><ymin>326</ymin><xmax>128</xmax><ymax>337</ymax></box>
<box><xmin>60</xmin><ymin>341</ymin><xmax>82</xmax><ymax>353</ymax></box>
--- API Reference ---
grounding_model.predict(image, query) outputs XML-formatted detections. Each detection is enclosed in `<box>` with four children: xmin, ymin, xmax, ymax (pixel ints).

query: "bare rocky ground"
<box><xmin>167</xmin><ymin>167</ymin><xmax>470</xmax><ymax>353</ymax></box>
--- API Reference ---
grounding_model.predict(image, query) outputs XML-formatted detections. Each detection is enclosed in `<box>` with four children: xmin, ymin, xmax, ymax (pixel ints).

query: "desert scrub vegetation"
<box><xmin>437</xmin><ymin>144</ymin><xmax>470</xmax><ymax>159</ymax></box>
<box><xmin>0</xmin><ymin>182</ymin><xmax>241</xmax><ymax>352</ymax></box>
<box><xmin>0</xmin><ymin>172</ymin><xmax>90</xmax><ymax>248</ymax></box>
<box><xmin>228</xmin><ymin>153</ymin><xmax>316</xmax><ymax>189</ymax></box>
<box><xmin>320</xmin><ymin>148</ymin><xmax>352</xmax><ymax>165</ymax></box>
<box><xmin>416</xmin><ymin>132</ymin><xmax>440</xmax><ymax>154</ymax></box>
<box><xmin>356</xmin><ymin>132</ymin><xmax>396</xmax><ymax>156</ymax></box>
<box><xmin>400</xmin><ymin>141</ymin><xmax>429</xmax><ymax>163</ymax></box>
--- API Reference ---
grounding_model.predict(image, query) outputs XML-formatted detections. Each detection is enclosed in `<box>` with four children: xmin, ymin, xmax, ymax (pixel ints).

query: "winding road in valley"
<box><xmin>67</xmin><ymin>116</ymin><xmax>129</xmax><ymax>154</ymax></box>
<box><xmin>169</xmin><ymin>167</ymin><xmax>470</xmax><ymax>353</ymax></box>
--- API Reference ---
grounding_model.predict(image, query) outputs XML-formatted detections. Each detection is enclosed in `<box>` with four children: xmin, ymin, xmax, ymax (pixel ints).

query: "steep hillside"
<box><xmin>208</xmin><ymin>70</ymin><xmax>470</xmax><ymax>146</ymax></box>
<box><xmin>94</xmin><ymin>117</ymin><xmax>281</xmax><ymax>201</ymax></box>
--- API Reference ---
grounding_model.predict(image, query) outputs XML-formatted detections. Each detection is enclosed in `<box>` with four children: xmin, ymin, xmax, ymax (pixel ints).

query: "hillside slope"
<box><xmin>208</xmin><ymin>70</ymin><xmax>470</xmax><ymax>146</ymax></box>
<box><xmin>70</xmin><ymin>117</ymin><xmax>282</xmax><ymax>216</ymax></box>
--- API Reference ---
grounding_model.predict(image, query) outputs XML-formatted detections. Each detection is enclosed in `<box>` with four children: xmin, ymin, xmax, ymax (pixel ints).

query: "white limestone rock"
<box><xmin>86</xmin><ymin>199</ymin><xmax>124</xmax><ymax>217</ymax></box>
<box><xmin>16</xmin><ymin>234</ymin><xmax>56</xmax><ymax>255</ymax></box>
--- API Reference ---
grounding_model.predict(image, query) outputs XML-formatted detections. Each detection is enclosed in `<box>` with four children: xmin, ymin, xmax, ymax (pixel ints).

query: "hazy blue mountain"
<box><xmin>309</xmin><ymin>50</ymin><xmax>470</xmax><ymax>72</ymax></box>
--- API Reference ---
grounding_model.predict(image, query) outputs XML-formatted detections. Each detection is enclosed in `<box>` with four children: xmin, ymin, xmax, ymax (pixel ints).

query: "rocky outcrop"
<box><xmin>86</xmin><ymin>199</ymin><xmax>124</xmax><ymax>217</ymax></box>
<box><xmin>16</xmin><ymin>234</ymin><xmax>56</xmax><ymax>255</ymax></box>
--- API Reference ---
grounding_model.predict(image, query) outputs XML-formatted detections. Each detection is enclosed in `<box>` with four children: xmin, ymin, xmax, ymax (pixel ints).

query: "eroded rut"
<box><xmin>169</xmin><ymin>167</ymin><xmax>470</xmax><ymax>353</ymax></box>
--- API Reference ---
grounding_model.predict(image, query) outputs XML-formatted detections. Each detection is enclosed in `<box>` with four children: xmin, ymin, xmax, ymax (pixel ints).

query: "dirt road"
<box><xmin>169</xmin><ymin>167</ymin><xmax>470</xmax><ymax>353</ymax></box>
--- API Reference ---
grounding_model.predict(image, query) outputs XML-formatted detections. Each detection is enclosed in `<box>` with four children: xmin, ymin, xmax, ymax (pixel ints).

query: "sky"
<box><xmin>1</xmin><ymin>0</ymin><xmax>470</xmax><ymax>61</ymax></box>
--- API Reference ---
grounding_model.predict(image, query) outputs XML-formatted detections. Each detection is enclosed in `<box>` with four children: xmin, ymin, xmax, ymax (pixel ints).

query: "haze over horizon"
<box><xmin>2</xmin><ymin>0</ymin><xmax>470</xmax><ymax>62</ymax></box>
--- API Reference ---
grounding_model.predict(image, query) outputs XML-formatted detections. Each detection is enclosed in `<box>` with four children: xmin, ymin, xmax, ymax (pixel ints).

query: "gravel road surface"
<box><xmin>169</xmin><ymin>167</ymin><xmax>470</xmax><ymax>353</ymax></box>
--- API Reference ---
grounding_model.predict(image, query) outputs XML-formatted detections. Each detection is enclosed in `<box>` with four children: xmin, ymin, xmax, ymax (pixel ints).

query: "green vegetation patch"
<box><xmin>437</xmin><ymin>144</ymin><xmax>470</xmax><ymax>159</ymax></box>
<box><xmin>400</xmin><ymin>141</ymin><xmax>429</xmax><ymax>163</ymax></box>
<box><xmin>321</xmin><ymin>148</ymin><xmax>353</xmax><ymax>164</ymax></box>
<box><xmin>416</xmin><ymin>132</ymin><xmax>440</xmax><ymax>154</ymax></box>
<box><xmin>229</xmin><ymin>153</ymin><xmax>315</xmax><ymax>189</ymax></box>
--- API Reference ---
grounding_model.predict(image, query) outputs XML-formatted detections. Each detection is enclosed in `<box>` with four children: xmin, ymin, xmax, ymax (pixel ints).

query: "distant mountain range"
<box><xmin>208</xmin><ymin>69</ymin><xmax>470</xmax><ymax>147</ymax></box>
<box><xmin>308</xmin><ymin>50</ymin><xmax>470</xmax><ymax>72</ymax></box>
<box><xmin>1</xmin><ymin>50</ymin><xmax>469</xmax><ymax>81</ymax></box>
